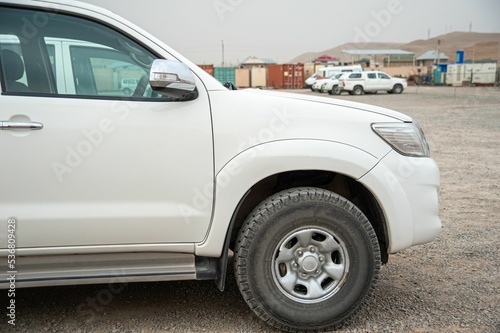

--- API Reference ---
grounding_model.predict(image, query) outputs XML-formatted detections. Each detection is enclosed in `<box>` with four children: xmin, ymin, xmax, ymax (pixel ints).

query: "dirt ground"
<box><xmin>5</xmin><ymin>86</ymin><xmax>500</xmax><ymax>333</ymax></box>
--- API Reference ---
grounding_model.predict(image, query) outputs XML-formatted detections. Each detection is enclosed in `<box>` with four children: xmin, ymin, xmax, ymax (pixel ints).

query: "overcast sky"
<box><xmin>82</xmin><ymin>0</ymin><xmax>500</xmax><ymax>66</ymax></box>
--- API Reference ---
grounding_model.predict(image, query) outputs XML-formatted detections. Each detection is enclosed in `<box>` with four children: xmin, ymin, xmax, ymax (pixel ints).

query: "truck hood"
<box><xmin>241</xmin><ymin>89</ymin><xmax>411</xmax><ymax>122</ymax></box>
<box><xmin>209</xmin><ymin>88</ymin><xmax>413</xmax><ymax>173</ymax></box>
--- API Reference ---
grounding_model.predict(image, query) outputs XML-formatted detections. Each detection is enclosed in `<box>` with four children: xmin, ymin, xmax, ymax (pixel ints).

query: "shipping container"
<box><xmin>467</xmin><ymin>63</ymin><xmax>497</xmax><ymax>85</ymax></box>
<box><xmin>214</xmin><ymin>67</ymin><xmax>236</xmax><ymax>86</ymax></box>
<box><xmin>447</xmin><ymin>63</ymin><xmax>497</xmax><ymax>86</ymax></box>
<box><xmin>267</xmin><ymin>64</ymin><xmax>284</xmax><ymax>89</ymax></box>
<box><xmin>446</xmin><ymin>64</ymin><xmax>464</xmax><ymax>86</ymax></box>
<box><xmin>198</xmin><ymin>64</ymin><xmax>214</xmax><ymax>76</ymax></box>
<box><xmin>235</xmin><ymin>68</ymin><xmax>250</xmax><ymax>88</ymax></box>
<box><xmin>283</xmin><ymin>64</ymin><xmax>293</xmax><ymax>89</ymax></box>
<box><xmin>251</xmin><ymin>67</ymin><xmax>267</xmax><ymax>88</ymax></box>
<box><xmin>293</xmin><ymin>64</ymin><xmax>304</xmax><ymax>89</ymax></box>
<box><xmin>283</xmin><ymin>64</ymin><xmax>304</xmax><ymax>89</ymax></box>
<box><xmin>266</xmin><ymin>64</ymin><xmax>304</xmax><ymax>89</ymax></box>
<box><xmin>304</xmin><ymin>64</ymin><xmax>315</xmax><ymax>81</ymax></box>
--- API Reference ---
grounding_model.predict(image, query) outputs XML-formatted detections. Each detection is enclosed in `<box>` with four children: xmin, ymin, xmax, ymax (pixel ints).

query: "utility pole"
<box><xmin>433</xmin><ymin>39</ymin><xmax>441</xmax><ymax>85</ymax></box>
<box><xmin>221</xmin><ymin>40</ymin><xmax>225</xmax><ymax>67</ymax></box>
<box><xmin>437</xmin><ymin>39</ymin><xmax>441</xmax><ymax>64</ymax></box>
<box><xmin>434</xmin><ymin>39</ymin><xmax>441</xmax><ymax>66</ymax></box>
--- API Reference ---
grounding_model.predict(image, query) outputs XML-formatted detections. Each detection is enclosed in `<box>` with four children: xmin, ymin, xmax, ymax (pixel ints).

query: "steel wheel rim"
<box><xmin>271</xmin><ymin>227</ymin><xmax>350</xmax><ymax>304</ymax></box>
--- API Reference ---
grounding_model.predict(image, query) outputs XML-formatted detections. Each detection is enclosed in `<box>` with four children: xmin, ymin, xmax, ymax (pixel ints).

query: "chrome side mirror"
<box><xmin>150</xmin><ymin>59</ymin><xmax>197</xmax><ymax>100</ymax></box>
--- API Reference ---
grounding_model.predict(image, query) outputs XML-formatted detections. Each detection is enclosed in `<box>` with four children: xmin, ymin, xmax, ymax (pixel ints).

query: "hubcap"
<box><xmin>272</xmin><ymin>227</ymin><xmax>350</xmax><ymax>304</ymax></box>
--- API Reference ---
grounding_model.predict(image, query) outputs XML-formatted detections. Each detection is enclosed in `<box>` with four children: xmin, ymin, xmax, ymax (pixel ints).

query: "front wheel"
<box><xmin>392</xmin><ymin>84</ymin><xmax>403</xmax><ymax>94</ymax></box>
<box><xmin>234</xmin><ymin>188</ymin><xmax>381</xmax><ymax>332</ymax></box>
<box><xmin>330</xmin><ymin>85</ymin><xmax>342</xmax><ymax>95</ymax></box>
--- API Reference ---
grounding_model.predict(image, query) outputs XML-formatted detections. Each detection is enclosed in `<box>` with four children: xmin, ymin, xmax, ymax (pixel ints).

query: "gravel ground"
<box><xmin>4</xmin><ymin>86</ymin><xmax>500</xmax><ymax>333</ymax></box>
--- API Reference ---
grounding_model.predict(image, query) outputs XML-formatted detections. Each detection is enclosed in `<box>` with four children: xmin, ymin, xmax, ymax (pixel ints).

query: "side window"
<box><xmin>68</xmin><ymin>44</ymin><xmax>149</xmax><ymax>97</ymax></box>
<box><xmin>367</xmin><ymin>73</ymin><xmax>377</xmax><ymax>79</ymax></box>
<box><xmin>0</xmin><ymin>35</ymin><xmax>29</xmax><ymax>92</ymax></box>
<box><xmin>349</xmin><ymin>73</ymin><xmax>362</xmax><ymax>79</ymax></box>
<box><xmin>0</xmin><ymin>6</ymin><xmax>168</xmax><ymax>99</ymax></box>
<box><xmin>378</xmin><ymin>73</ymin><xmax>390</xmax><ymax>80</ymax></box>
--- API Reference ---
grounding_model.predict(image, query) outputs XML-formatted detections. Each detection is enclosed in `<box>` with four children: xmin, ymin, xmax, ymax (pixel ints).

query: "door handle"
<box><xmin>0</xmin><ymin>121</ymin><xmax>43</xmax><ymax>130</ymax></box>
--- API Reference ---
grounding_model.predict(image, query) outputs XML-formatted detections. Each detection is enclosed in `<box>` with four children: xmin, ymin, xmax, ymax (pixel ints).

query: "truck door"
<box><xmin>0</xmin><ymin>6</ymin><xmax>214</xmax><ymax>250</ymax></box>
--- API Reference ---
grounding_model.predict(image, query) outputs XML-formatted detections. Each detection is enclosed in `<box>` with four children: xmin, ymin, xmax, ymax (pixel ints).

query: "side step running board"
<box><xmin>0</xmin><ymin>252</ymin><xmax>217</xmax><ymax>289</ymax></box>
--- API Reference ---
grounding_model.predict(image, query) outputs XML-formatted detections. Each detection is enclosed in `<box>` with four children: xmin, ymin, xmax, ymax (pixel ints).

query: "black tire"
<box><xmin>352</xmin><ymin>85</ymin><xmax>363</xmax><ymax>95</ymax></box>
<box><xmin>392</xmin><ymin>84</ymin><xmax>403</xmax><ymax>94</ymax></box>
<box><xmin>387</xmin><ymin>90</ymin><xmax>394</xmax><ymax>94</ymax></box>
<box><xmin>234</xmin><ymin>188</ymin><xmax>381</xmax><ymax>332</ymax></box>
<box><xmin>329</xmin><ymin>85</ymin><xmax>342</xmax><ymax>95</ymax></box>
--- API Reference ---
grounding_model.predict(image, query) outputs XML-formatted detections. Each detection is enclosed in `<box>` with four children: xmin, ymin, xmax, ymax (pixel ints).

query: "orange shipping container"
<box><xmin>283</xmin><ymin>64</ymin><xmax>304</xmax><ymax>89</ymax></box>
<box><xmin>267</xmin><ymin>64</ymin><xmax>304</xmax><ymax>89</ymax></box>
<box><xmin>198</xmin><ymin>64</ymin><xmax>214</xmax><ymax>76</ymax></box>
<box><xmin>267</xmin><ymin>64</ymin><xmax>284</xmax><ymax>89</ymax></box>
<box><xmin>293</xmin><ymin>64</ymin><xmax>304</xmax><ymax>89</ymax></box>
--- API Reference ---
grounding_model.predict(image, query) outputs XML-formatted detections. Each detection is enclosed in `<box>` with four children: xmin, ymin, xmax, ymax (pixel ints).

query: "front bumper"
<box><xmin>359</xmin><ymin>150</ymin><xmax>442</xmax><ymax>253</ymax></box>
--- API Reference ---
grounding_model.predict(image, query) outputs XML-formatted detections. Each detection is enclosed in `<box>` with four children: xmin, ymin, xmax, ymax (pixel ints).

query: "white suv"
<box><xmin>311</xmin><ymin>74</ymin><xmax>333</xmax><ymax>92</ymax></box>
<box><xmin>0</xmin><ymin>1</ymin><xmax>440</xmax><ymax>332</ymax></box>
<box><xmin>340</xmin><ymin>71</ymin><xmax>408</xmax><ymax>95</ymax></box>
<box><xmin>321</xmin><ymin>72</ymin><xmax>348</xmax><ymax>94</ymax></box>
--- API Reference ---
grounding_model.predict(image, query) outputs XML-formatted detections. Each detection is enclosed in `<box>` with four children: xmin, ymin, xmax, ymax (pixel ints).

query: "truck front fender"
<box><xmin>195</xmin><ymin>139</ymin><xmax>382</xmax><ymax>257</ymax></box>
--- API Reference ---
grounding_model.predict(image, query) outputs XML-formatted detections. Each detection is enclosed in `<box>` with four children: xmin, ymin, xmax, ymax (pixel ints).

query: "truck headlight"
<box><xmin>372</xmin><ymin>122</ymin><xmax>430</xmax><ymax>157</ymax></box>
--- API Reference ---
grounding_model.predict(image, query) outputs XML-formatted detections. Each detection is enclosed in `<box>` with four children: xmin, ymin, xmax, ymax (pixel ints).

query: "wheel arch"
<box><xmin>195</xmin><ymin>140</ymin><xmax>390</xmax><ymax>265</ymax></box>
<box><xmin>353</xmin><ymin>85</ymin><xmax>364</xmax><ymax>95</ymax></box>
<box><xmin>229</xmin><ymin>170</ymin><xmax>389</xmax><ymax>263</ymax></box>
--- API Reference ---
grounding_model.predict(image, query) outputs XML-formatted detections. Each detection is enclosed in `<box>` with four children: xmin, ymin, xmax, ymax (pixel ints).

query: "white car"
<box><xmin>304</xmin><ymin>65</ymin><xmax>362</xmax><ymax>89</ymax></box>
<box><xmin>120</xmin><ymin>78</ymin><xmax>140</xmax><ymax>96</ymax></box>
<box><xmin>311</xmin><ymin>75</ymin><xmax>332</xmax><ymax>92</ymax></box>
<box><xmin>0</xmin><ymin>1</ymin><xmax>441</xmax><ymax>332</ymax></box>
<box><xmin>340</xmin><ymin>71</ymin><xmax>408</xmax><ymax>95</ymax></box>
<box><xmin>321</xmin><ymin>72</ymin><xmax>348</xmax><ymax>95</ymax></box>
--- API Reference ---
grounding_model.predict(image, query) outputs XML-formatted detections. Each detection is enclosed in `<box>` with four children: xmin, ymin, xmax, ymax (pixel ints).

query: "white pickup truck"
<box><xmin>340</xmin><ymin>71</ymin><xmax>408</xmax><ymax>95</ymax></box>
<box><xmin>0</xmin><ymin>1</ymin><xmax>441</xmax><ymax>331</ymax></box>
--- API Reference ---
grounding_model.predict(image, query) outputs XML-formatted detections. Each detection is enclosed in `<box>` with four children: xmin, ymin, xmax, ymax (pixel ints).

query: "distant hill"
<box><xmin>289</xmin><ymin>32</ymin><xmax>500</xmax><ymax>64</ymax></box>
<box><xmin>401</xmin><ymin>32</ymin><xmax>500</xmax><ymax>62</ymax></box>
<box><xmin>289</xmin><ymin>42</ymin><xmax>404</xmax><ymax>64</ymax></box>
